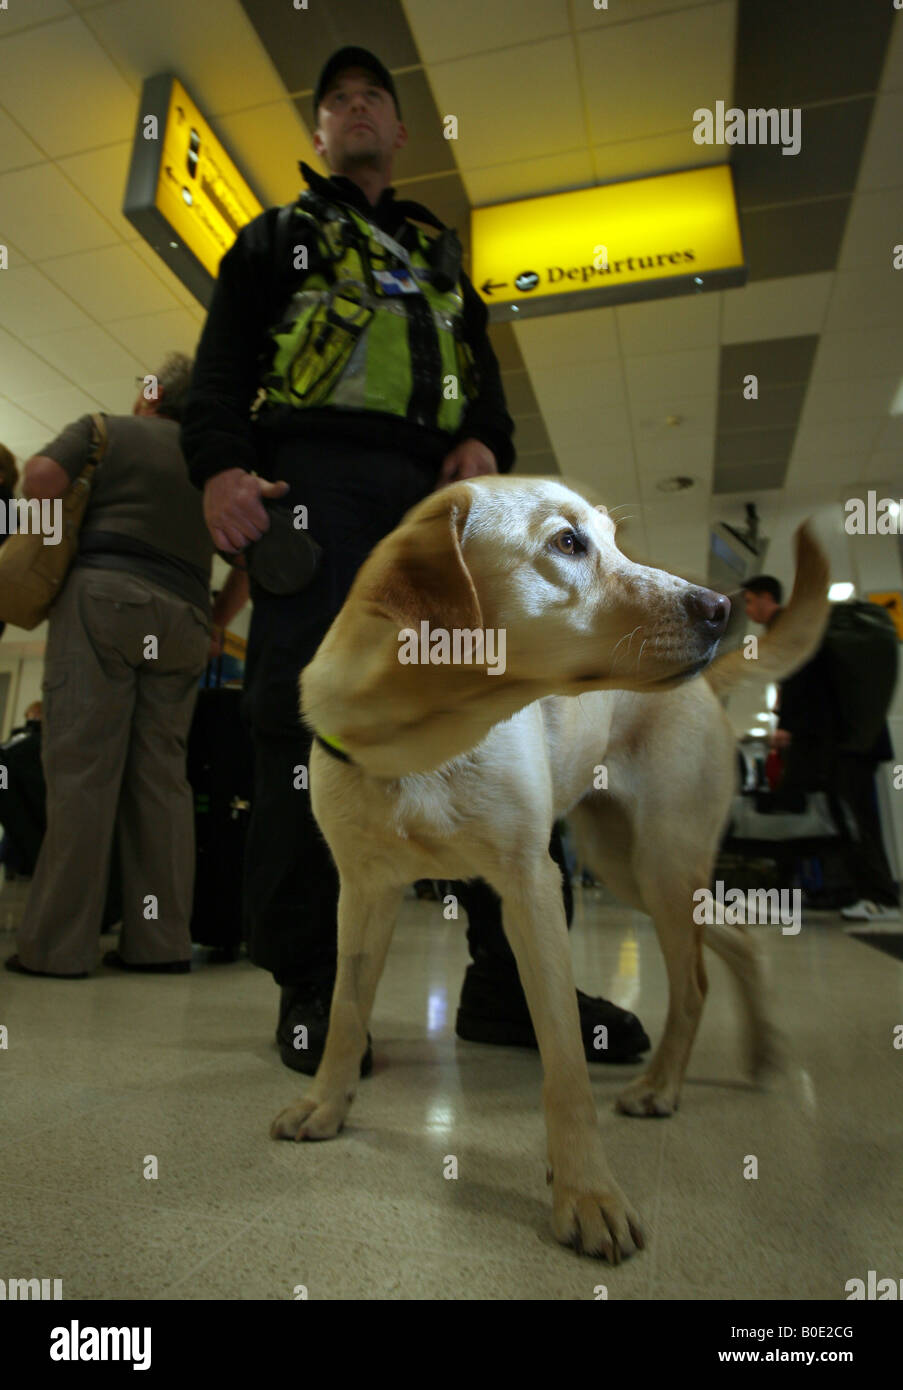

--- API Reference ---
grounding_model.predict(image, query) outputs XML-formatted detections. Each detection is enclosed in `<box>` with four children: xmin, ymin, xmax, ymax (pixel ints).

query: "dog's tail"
<box><xmin>704</xmin><ymin>523</ymin><xmax>830</xmax><ymax>699</ymax></box>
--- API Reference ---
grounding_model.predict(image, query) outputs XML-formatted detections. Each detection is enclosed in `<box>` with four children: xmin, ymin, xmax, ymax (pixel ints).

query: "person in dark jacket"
<box><xmin>0</xmin><ymin>443</ymin><xmax>20</xmax><ymax>643</ymax></box>
<box><xmin>744</xmin><ymin>576</ymin><xmax>899</xmax><ymax>921</ymax></box>
<box><xmin>181</xmin><ymin>47</ymin><xmax>650</xmax><ymax>1077</ymax></box>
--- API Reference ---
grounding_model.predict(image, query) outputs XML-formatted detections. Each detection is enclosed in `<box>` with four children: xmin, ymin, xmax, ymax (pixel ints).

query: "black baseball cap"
<box><xmin>314</xmin><ymin>47</ymin><xmax>401</xmax><ymax>118</ymax></box>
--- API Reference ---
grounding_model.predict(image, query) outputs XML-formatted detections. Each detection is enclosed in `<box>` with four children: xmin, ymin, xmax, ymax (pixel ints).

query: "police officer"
<box><xmin>181</xmin><ymin>47</ymin><xmax>650</xmax><ymax>1074</ymax></box>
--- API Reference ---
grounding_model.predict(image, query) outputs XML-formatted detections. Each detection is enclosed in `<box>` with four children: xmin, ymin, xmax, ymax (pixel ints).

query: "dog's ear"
<box><xmin>359</xmin><ymin>482</ymin><xmax>483</xmax><ymax>631</ymax></box>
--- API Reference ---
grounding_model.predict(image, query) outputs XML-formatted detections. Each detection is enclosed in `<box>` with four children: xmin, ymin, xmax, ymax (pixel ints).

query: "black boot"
<box><xmin>276</xmin><ymin>979</ymin><xmax>373</xmax><ymax>1078</ymax></box>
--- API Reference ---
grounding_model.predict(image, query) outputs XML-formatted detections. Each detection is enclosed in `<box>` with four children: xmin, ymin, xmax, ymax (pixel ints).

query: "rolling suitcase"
<box><xmin>187</xmin><ymin>656</ymin><xmax>254</xmax><ymax>957</ymax></box>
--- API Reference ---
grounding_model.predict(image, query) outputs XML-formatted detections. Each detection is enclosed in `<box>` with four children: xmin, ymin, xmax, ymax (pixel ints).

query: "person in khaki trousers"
<box><xmin>5</xmin><ymin>353</ymin><xmax>245</xmax><ymax>978</ymax></box>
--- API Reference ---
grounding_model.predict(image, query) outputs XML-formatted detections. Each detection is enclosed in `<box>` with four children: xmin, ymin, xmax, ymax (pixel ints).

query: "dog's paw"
<box><xmin>748</xmin><ymin>1024</ymin><xmax>786</xmax><ymax>1083</ymax></box>
<box><xmin>615</xmin><ymin>1077</ymin><xmax>678</xmax><ymax>1117</ymax></box>
<box><xmin>270</xmin><ymin>1094</ymin><xmax>349</xmax><ymax>1142</ymax></box>
<box><xmin>552</xmin><ymin>1182</ymin><xmax>645</xmax><ymax>1262</ymax></box>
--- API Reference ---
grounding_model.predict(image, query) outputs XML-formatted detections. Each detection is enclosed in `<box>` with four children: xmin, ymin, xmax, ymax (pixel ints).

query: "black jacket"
<box><xmin>181</xmin><ymin>163</ymin><xmax>515</xmax><ymax>489</ymax></box>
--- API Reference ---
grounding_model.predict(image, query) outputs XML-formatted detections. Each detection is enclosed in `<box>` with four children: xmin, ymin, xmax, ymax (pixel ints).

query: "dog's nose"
<box><xmin>685</xmin><ymin>587</ymin><xmax>730</xmax><ymax>636</ymax></box>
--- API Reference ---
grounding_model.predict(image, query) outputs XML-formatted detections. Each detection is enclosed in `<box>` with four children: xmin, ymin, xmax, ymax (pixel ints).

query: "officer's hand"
<box><xmin>203</xmin><ymin>468</ymin><xmax>290</xmax><ymax>554</ymax></box>
<box><xmin>770</xmin><ymin>728</ymin><xmax>792</xmax><ymax>750</ymax></box>
<box><xmin>435</xmin><ymin>438</ymin><xmax>497</xmax><ymax>489</ymax></box>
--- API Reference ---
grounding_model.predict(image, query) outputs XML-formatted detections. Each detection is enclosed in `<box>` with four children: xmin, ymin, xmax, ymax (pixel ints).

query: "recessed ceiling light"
<box><xmin>656</xmin><ymin>475</ymin><xmax>695</xmax><ymax>492</ymax></box>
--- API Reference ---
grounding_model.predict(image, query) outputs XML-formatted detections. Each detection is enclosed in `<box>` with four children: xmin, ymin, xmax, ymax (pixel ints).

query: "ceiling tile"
<box><xmin>514</xmin><ymin>414</ymin><xmax>553</xmax><ymax>455</ymax></box>
<box><xmin>871</xmin><ymin>416</ymin><xmax>903</xmax><ymax>452</ymax></box>
<box><xmin>718</xmin><ymin>382</ymin><xmax>808</xmax><ymax>432</ymax></box>
<box><xmin>128</xmin><ymin>238</ymin><xmax>206</xmax><ymax>311</ymax></box>
<box><xmin>424</xmin><ymin>39</ymin><xmax>585</xmax><ymax>170</ymax></box>
<box><xmin>514</xmin><ymin>450</ymin><xmax>561</xmax><ymax>478</ymax></box>
<box><xmin>720</xmin><ymin>335</ymin><xmax>818</xmax><ymax>386</ymax></box>
<box><xmin>0</xmin><ymin>397</ymin><xmax>60</xmax><ymax>447</ymax></box>
<box><xmin>860</xmin><ymin>453</ymin><xmax>903</xmax><ymax>488</ymax></box>
<box><xmin>838</xmin><ymin>188</ymin><xmax>903</xmax><ymax>270</ymax></box>
<box><xmin>616</xmin><ymin>292</ymin><xmax>721</xmax><ymax>355</ymax></box>
<box><xmin>239</xmin><ymin>0</ymin><xmax>419</xmax><ymax>97</ymax></box>
<box><xmin>0</xmin><ymin>108</ymin><xmax>44</xmax><ymax>173</ymax></box>
<box><xmin>878</xmin><ymin>11</ymin><xmax>903</xmax><ymax>90</ymax></box>
<box><xmin>631</xmin><ymin>394</ymin><xmax>717</xmax><ymax>438</ymax></box>
<box><xmin>79</xmin><ymin>375</ymin><xmax>148</xmax><ymax>413</ymax></box>
<box><xmin>799</xmin><ymin>376</ymin><xmax>899</xmax><ymax>427</ymax></box>
<box><xmin>464</xmin><ymin>149</ymin><xmax>595</xmax><ymax>207</ymax></box>
<box><xmin>740</xmin><ymin>198</ymin><xmax>851</xmax><ymax>280</ymax></box>
<box><xmin>532</xmin><ymin>361</ymin><xmax>627</xmax><ymax>415</ymax></box>
<box><xmin>633</xmin><ymin>430</ymin><xmax>715</xmax><ymax>477</ymax></box>
<box><xmin>40</xmin><ymin>245</ymin><xmax>182</xmax><ymax>322</ymax></box>
<box><xmin>0</xmin><ymin>266</ymin><xmax>94</xmax><ymax>338</ymax></box>
<box><xmin>6</xmin><ymin>386</ymin><xmax>106</xmax><ymax>436</ymax></box>
<box><xmin>88</xmin><ymin>0</ymin><xmax>286</xmax><ymax>117</ymax></box>
<box><xmin>579</xmin><ymin>3</ymin><xmax>736</xmax><ymax>147</ymax></box>
<box><xmin>106</xmin><ymin>309</ymin><xmax>203</xmax><ymax>371</ymax></box>
<box><xmin>0</xmin><ymin>327</ymin><xmax>74</xmax><ymax>397</ymax></box>
<box><xmin>721</xmin><ymin>272</ymin><xmax>833</xmax><ymax>342</ymax></box>
<box><xmin>23</xmin><ymin>325</ymin><xmax>145</xmax><ymax>383</ymax></box>
<box><xmin>591</xmin><ymin>129</ymin><xmax>725</xmax><ymax>186</ymax></box>
<box><xmin>542</xmin><ymin>403</ymin><xmax>633</xmax><ymax>450</ymax></box>
<box><xmin>714</xmin><ymin>460</ymin><xmax>788</xmax><ymax>492</ymax></box>
<box><xmin>625</xmin><ymin>347</ymin><xmax>718</xmax><ymax>403</ymax></box>
<box><xmin>0</xmin><ymin>0</ymin><xmax>72</xmax><ymax>34</ymax></box>
<box><xmin>823</xmin><ymin>266</ymin><xmax>903</xmax><ymax>332</ymax></box>
<box><xmin>734</xmin><ymin>0</ymin><xmax>894</xmax><ymax>108</ymax></box>
<box><xmin>55</xmin><ymin>141</ymin><xmax>140</xmax><ymax>245</ymax></box>
<box><xmin>513</xmin><ymin>305</ymin><xmax>620</xmax><ymax>370</ymax></box>
<box><xmin>791</xmin><ymin>418</ymin><xmax>884</xmax><ymax>458</ymax></box>
<box><xmin>0</xmin><ymin>17</ymin><xmax>137</xmax><ymax>158</ymax></box>
<box><xmin>732</xmin><ymin>100</ymin><xmax>873</xmax><ymax>209</ymax></box>
<box><xmin>405</xmin><ymin>0</ymin><xmax>569</xmax><ymax>63</ymax></box>
<box><xmin>486</xmin><ymin>321</ymin><xmax>525</xmax><ymax>372</ymax></box>
<box><xmin>856</xmin><ymin>91</ymin><xmax>903</xmax><ymax>191</ymax></box>
<box><xmin>0</xmin><ymin>164</ymin><xmax>120</xmax><ymax>261</ymax></box>
<box><xmin>811</xmin><ymin>327</ymin><xmax>903</xmax><ymax>383</ymax></box>
<box><xmin>716</xmin><ymin>428</ymin><xmax>796</xmax><ymax>467</ymax></box>
<box><xmin>557</xmin><ymin>461</ymin><xmax>639</xmax><ymax>506</ymax></box>
<box><xmin>500</xmin><ymin>370</ymin><xmax>540</xmax><ymax>416</ymax></box>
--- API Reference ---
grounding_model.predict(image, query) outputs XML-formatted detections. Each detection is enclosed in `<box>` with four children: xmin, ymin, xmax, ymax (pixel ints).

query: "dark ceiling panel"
<box><xmin>515</xmin><ymin>450</ymin><xmax>559</xmax><ymax>477</ymax></box>
<box><xmin>732</xmin><ymin>99</ymin><xmax>873</xmax><ymax>209</ymax></box>
<box><xmin>714</xmin><ymin>461</ymin><xmax>789</xmax><ymax>493</ymax></box>
<box><xmin>239</xmin><ymin>0</ymin><xmax>419</xmax><ymax>96</ymax></box>
<box><xmin>734</xmin><ymin>0</ymin><xmax>895</xmax><ymax>109</ymax></box>
<box><xmin>514</xmin><ymin>414</ymin><xmax>553</xmax><ymax>455</ymax></box>
<box><xmin>740</xmin><ymin>198</ymin><xmax>850</xmax><ymax>280</ymax></box>
<box><xmin>720</xmin><ymin>336</ymin><xmax>819</xmax><ymax>387</ymax></box>
<box><xmin>716</xmin><ymin>428</ymin><xmax>797</xmax><ymax>467</ymax></box>
<box><xmin>718</xmin><ymin>382</ymin><xmax>808</xmax><ymax>432</ymax></box>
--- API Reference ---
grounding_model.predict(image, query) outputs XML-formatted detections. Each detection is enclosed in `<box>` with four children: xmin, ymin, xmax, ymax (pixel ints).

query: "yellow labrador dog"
<box><xmin>271</xmin><ymin>476</ymin><xmax>829</xmax><ymax>1261</ymax></box>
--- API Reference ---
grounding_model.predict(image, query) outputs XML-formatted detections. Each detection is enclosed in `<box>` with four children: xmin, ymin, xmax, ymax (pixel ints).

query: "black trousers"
<box><xmin>832</xmin><ymin>754</ymin><xmax>898</xmax><ymax>906</ymax></box>
<box><xmin>240</xmin><ymin>436</ymin><xmax>571</xmax><ymax>987</ymax></box>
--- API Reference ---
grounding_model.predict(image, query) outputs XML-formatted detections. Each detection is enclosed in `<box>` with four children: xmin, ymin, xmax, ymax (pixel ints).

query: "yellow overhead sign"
<box><xmin>125</xmin><ymin>74</ymin><xmax>263</xmax><ymax>305</ymax></box>
<box><xmin>471</xmin><ymin>165</ymin><xmax>746</xmax><ymax>320</ymax></box>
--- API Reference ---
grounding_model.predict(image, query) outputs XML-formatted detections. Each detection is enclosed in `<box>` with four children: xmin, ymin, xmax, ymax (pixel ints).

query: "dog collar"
<box><xmin>313</xmin><ymin>730</ymin><xmax>353</xmax><ymax>764</ymax></box>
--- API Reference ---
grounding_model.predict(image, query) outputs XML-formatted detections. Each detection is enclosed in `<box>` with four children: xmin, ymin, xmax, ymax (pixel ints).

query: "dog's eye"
<box><xmin>551</xmin><ymin>529</ymin><xmax>587</xmax><ymax>556</ymax></box>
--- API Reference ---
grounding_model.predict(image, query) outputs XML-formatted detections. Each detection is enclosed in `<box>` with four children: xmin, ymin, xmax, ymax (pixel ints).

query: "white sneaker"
<box><xmin>841</xmin><ymin>900</ymin><xmax>901</xmax><ymax>922</ymax></box>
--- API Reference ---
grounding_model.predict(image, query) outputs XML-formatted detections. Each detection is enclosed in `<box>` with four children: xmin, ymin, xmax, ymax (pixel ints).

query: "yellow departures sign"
<box><xmin>155</xmin><ymin>78</ymin><xmax>261</xmax><ymax>279</ymax></box>
<box><xmin>471</xmin><ymin>165</ymin><xmax>745</xmax><ymax>319</ymax></box>
<box><xmin>124</xmin><ymin>74</ymin><xmax>262</xmax><ymax>304</ymax></box>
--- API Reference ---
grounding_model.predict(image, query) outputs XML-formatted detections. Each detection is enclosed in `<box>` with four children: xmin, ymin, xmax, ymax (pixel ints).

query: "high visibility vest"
<box><xmin>258</xmin><ymin>195</ymin><xmax>477</xmax><ymax>434</ymax></box>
